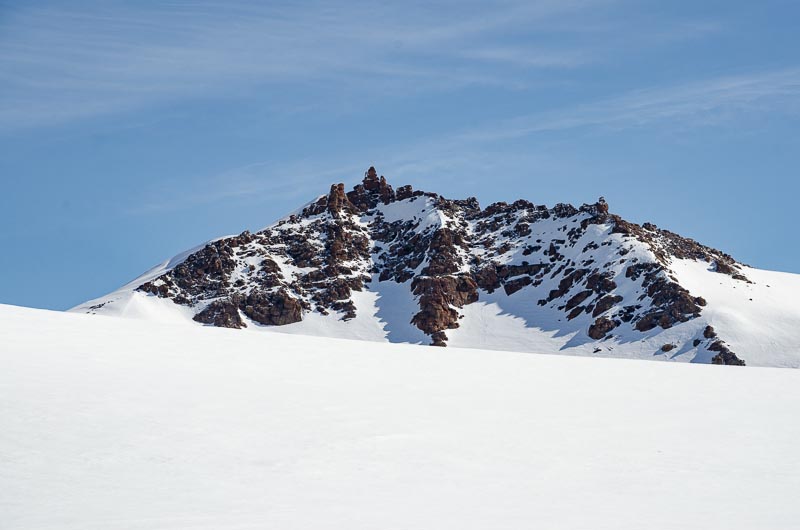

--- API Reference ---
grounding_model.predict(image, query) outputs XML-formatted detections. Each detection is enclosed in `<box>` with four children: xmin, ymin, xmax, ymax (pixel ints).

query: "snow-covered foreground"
<box><xmin>2</xmin><ymin>304</ymin><xmax>800</xmax><ymax>529</ymax></box>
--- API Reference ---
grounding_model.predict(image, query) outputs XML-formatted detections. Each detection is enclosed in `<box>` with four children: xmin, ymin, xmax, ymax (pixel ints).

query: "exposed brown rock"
<box><xmin>546</xmin><ymin>268</ymin><xmax>589</xmax><ymax>303</ymax></box>
<box><xmin>566</xmin><ymin>290</ymin><xmax>593</xmax><ymax>311</ymax></box>
<box><xmin>410</xmin><ymin>275</ymin><xmax>478</xmax><ymax>343</ymax></box>
<box><xmin>567</xmin><ymin>306</ymin><xmax>585</xmax><ymax>320</ymax></box>
<box><xmin>498</xmin><ymin>263</ymin><xmax>548</xmax><ymax>279</ymax></box>
<box><xmin>423</xmin><ymin>228</ymin><xmax>467</xmax><ymax>275</ymax></box>
<box><xmin>626</xmin><ymin>263</ymin><xmax>704</xmax><ymax>332</ymax></box>
<box><xmin>474</xmin><ymin>265</ymin><xmax>501</xmax><ymax>293</ymax></box>
<box><xmin>503</xmin><ymin>276</ymin><xmax>532</xmax><ymax>296</ymax></box>
<box><xmin>346</xmin><ymin>168</ymin><xmax>396</xmax><ymax>211</ymax></box>
<box><xmin>588</xmin><ymin>317</ymin><xmax>617</xmax><ymax>339</ymax></box>
<box><xmin>242</xmin><ymin>290</ymin><xmax>303</xmax><ymax>326</ymax></box>
<box><xmin>193</xmin><ymin>300</ymin><xmax>245</xmax><ymax>329</ymax></box>
<box><xmin>592</xmin><ymin>294</ymin><xmax>623</xmax><ymax>317</ymax></box>
<box><xmin>709</xmin><ymin>340</ymin><xmax>745</xmax><ymax>366</ymax></box>
<box><xmin>327</xmin><ymin>183</ymin><xmax>358</xmax><ymax>215</ymax></box>
<box><xmin>396</xmin><ymin>185</ymin><xmax>414</xmax><ymax>201</ymax></box>
<box><xmin>586</xmin><ymin>272</ymin><xmax>616</xmax><ymax>294</ymax></box>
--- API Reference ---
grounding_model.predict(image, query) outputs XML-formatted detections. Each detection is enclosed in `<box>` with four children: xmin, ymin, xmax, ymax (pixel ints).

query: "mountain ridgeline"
<box><xmin>101</xmin><ymin>166</ymin><xmax>756</xmax><ymax>365</ymax></box>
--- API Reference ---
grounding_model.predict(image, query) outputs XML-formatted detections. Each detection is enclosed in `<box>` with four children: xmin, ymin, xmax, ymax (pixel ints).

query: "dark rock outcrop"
<box><xmin>193</xmin><ymin>299</ymin><xmax>244</xmax><ymax>328</ymax></box>
<box><xmin>242</xmin><ymin>290</ymin><xmax>303</xmax><ymax>326</ymax></box>
<box><xmin>411</xmin><ymin>275</ymin><xmax>478</xmax><ymax>346</ymax></box>
<box><xmin>709</xmin><ymin>340</ymin><xmax>746</xmax><ymax>366</ymax></box>
<box><xmin>588</xmin><ymin>317</ymin><xmax>617</xmax><ymax>339</ymax></box>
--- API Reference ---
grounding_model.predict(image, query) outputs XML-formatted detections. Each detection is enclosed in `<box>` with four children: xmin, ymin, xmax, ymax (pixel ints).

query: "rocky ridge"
<box><xmin>131</xmin><ymin>167</ymin><xmax>748</xmax><ymax>365</ymax></box>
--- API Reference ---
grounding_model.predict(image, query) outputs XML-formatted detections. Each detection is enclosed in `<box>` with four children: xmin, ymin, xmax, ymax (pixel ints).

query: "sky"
<box><xmin>1</xmin><ymin>0</ymin><xmax>799</xmax><ymax>310</ymax></box>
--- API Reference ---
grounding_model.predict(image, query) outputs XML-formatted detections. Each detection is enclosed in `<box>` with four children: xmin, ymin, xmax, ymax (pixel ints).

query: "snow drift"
<box><xmin>3</xmin><ymin>303</ymin><xmax>800</xmax><ymax>529</ymax></box>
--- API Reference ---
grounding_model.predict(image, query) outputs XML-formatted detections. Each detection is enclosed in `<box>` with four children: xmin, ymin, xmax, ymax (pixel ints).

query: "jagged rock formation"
<box><xmin>122</xmin><ymin>167</ymin><xmax>755</xmax><ymax>365</ymax></box>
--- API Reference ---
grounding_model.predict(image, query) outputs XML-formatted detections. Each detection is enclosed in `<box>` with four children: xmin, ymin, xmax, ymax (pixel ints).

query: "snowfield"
<box><xmin>2</xmin><ymin>303</ymin><xmax>800</xmax><ymax>529</ymax></box>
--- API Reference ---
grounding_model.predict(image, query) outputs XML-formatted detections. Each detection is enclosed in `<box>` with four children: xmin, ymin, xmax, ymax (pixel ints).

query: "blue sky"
<box><xmin>2</xmin><ymin>0</ymin><xmax>799</xmax><ymax>310</ymax></box>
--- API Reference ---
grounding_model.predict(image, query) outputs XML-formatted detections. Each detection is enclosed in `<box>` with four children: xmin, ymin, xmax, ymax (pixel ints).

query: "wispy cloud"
<box><xmin>459</xmin><ymin>46</ymin><xmax>587</xmax><ymax>68</ymax></box>
<box><xmin>454</xmin><ymin>68</ymin><xmax>800</xmax><ymax>143</ymax></box>
<box><xmin>125</xmin><ymin>158</ymin><xmax>365</xmax><ymax>216</ymax></box>
<box><xmin>122</xmin><ymin>66</ymin><xmax>800</xmax><ymax>214</ymax></box>
<box><xmin>0</xmin><ymin>0</ymin><xmax>608</xmax><ymax>130</ymax></box>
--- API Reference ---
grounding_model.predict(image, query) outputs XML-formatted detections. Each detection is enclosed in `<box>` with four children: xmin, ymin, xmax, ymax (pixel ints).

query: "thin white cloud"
<box><xmin>0</xmin><ymin>0</ymin><xmax>607</xmax><ymax>130</ymax></box>
<box><xmin>454</xmin><ymin>68</ymin><xmax>800</xmax><ymax>142</ymax></box>
<box><xmin>125</xmin><ymin>159</ymin><xmax>366</xmax><ymax>216</ymax></box>
<box><xmin>459</xmin><ymin>46</ymin><xmax>587</xmax><ymax>68</ymax></box>
<box><xmin>123</xmin><ymin>67</ymin><xmax>800</xmax><ymax>214</ymax></box>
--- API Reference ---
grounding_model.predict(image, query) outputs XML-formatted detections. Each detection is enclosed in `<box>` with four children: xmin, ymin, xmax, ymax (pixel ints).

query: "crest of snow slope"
<box><xmin>2</xmin><ymin>303</ymin><xmax>800</xmax><ymax>530</ymax></box>
<box><xmin>73</xmin><ymin>240</ymin><xmax>223</xmax><ymax>323</ymax></box>
<box><xmin>670</xmin><ymin>259</ymin><xmax>800</xmax><ymax>368</ymax></box>
<box><xmin>71</xmin><ymin>171</ymin><xmax>800</xmax><ymax>367</ymax></box>
<box><xmin>446</xmin><ymin>230</ymin><xmax>800</xmax><ymax>367</ymax></box>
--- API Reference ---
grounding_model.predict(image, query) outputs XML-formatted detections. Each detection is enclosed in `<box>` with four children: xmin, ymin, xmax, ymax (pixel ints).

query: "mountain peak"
<box><xmin>362</xmin><ymin>166</ymin><xmax>381</xmax><ymax>188</ymax></box>
<box><xmin>72</xmin><ymin>167</ymin><xmax>800</xmax><ymax>368</ymax></box>
<box><xmin>350</xmin><ymin>166</ymin><xmax>395</xmax><ymax>209</ymax></box>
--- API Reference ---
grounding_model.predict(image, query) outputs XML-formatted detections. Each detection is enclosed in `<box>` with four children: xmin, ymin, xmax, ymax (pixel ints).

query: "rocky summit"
<box><xmin>74</xmin><ymin>167</ymin><xmax>800</xmax><ymax>367</ymax></box>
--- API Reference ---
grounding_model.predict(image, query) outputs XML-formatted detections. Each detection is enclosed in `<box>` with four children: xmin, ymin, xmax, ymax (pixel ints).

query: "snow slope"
<box><xmin>671</xmin><ymin>259</ymin><xmax>800</xmax><ymax>368</ymax></box>
<box><xmin>73</xmin><ymin>252</ymin><xmax>800</xmax><ymax>367</ymax></box>
<box><xmin>446</xmin><ymin>259</ymin><xmax>800</xmax><ymax>367</ymax></box>
<box><xmin>3</xmin><ymin>303</ymin><xmax>800</xmax><ymax>529</ymax></box>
